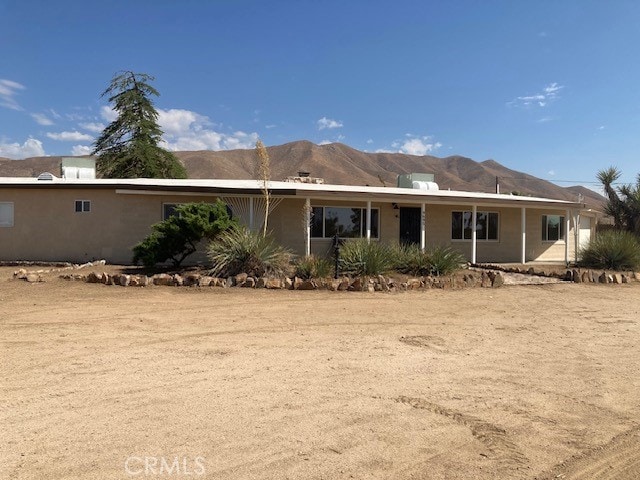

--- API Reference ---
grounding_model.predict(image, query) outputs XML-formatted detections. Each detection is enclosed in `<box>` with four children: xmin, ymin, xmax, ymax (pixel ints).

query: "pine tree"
<box><xmin>92</xmin><ymin>71</ymin><xmax>187</xmax><ymax>179</ymax></box>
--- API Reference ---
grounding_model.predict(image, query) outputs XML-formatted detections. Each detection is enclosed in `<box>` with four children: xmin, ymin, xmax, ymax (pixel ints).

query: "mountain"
<box><xmin>0</xmin><ymin>140</ymin><xmax>605</xmax><ymax>209</ymax></box>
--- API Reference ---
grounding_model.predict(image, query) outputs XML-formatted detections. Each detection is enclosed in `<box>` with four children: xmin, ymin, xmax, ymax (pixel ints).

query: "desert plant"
<box><xmin>426</xmin><ymin>245</ymin><xmax>466</xmax><ymax>276</ymax></box>
<box><xmin>132</xmin><ymin>201</ymin><xmax>235</xmax><ymax>268</ymax></box>
<box><xmin>393</xmin><ymin>243</ymin><xmax>465</xmax><ymax>276</ymax></box>
<box><xmin>255</xmin><ymin>139</ymin><xmax>271</xmax><ymax>236</ymax></box>
<box><xmin>579</xmin><ymin>229</ymin><xmax>640</xmax><ymax>270</ymax></box>
<box><xmin>207</xmin><ymin>226</ymin><xmax>292</xmax><ymax>277</ymax></box>
<box><xmin>339</xmin><ymin>239</ymin><xmax>395</xmax><ymax>276</ymax></box>
<box><xmin>392</xmin><ymin>243</ymin><xmax>431</xmax><ymax>275</ymax></box>
<box><xmin>295</xmin><ymin>255</ymin><xmax>333</xmax><ymax>279</ymax></box>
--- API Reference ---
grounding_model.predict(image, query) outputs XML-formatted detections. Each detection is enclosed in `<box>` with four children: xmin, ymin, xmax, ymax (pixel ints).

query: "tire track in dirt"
<box><xmin>542</xmin><ymin>426</ymin><xmax>640</xmax><ymax>479</ymax></box>
<box><xmin>396</xmin><ymin>396</ymin><xmax>528</xmax><ymax>468</ymax></box>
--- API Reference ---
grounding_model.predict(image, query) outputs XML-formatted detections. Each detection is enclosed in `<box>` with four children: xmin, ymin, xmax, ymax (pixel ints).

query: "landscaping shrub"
<box><xmin>132</xmin><ymin>201</ymin><xmax>236</xmax><ymax>268</ymax></box>
<box><xmin>579</xmin><ymin>230</ymin><xmax>640</xmax><ymax>270</ymax></box>
<box><xmin>338</xmin><ymin>239</ymin><xmax>395</xmax><ymax>276</ymax></box>
<box><xmin>207</xmin><ymin>226</ymin><xmax>292</xmax><ymax>277</ymax></box>
<box><xmin>427</xmin><ymin>245</ymin><xmax>466</xmax><ymax>276</ymax></box>
<box><xmin>295</xmin><ymin>255</ymin><xmax>333</xmax><ymax>279</ymax></box>
<box><xmin>393</xmin><ymin>243</ymin><xmax>465</xmax><ymax>276</ymax></box>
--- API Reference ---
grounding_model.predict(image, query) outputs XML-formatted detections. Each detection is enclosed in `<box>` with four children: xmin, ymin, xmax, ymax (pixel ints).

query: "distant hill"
<box><xmin>0</xmin><ymin>140</ymin><xmax>605</xmax><ymax>210</ymax></box>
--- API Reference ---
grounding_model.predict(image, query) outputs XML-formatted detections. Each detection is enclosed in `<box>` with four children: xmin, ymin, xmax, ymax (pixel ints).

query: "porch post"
<box><xmin>305</xmin><ymin>198</ymin><xmax>311</xmax><ymax>257</ymax></box>
<box><xmin>471</xmin><ymin>205</ymin><xmax>477</xmax><ymax>264</ymax></box>
<box><xmin>420</xmin><ymin>203</ymin><xmax>426</xmax><ymax>251</ymax></box>
<box><xmin>249</xmin><ymin>197</ymin><xmax>254</xmax><ymax>231</ymax></box>
<box><xmin>565</xmin><ymin>209</ymin><xmax>570</xmax><ymax>265</ymax></box>
<box><xmin>521</xmin><ymin>207</ymin><xmax>526</xmax><ymax>264</ymax></box>
<box><xmin>575</xmin><ymin>211</ymin><xmax>580</xmax><ymax>263</ymax></box>
<box><xmin>366</xmin><ymin>200</ymin><xmax>372</xmax><ymax>243</ymax></box>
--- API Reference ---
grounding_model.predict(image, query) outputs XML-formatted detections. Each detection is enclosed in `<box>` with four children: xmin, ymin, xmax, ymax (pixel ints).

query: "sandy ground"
<box><xmin>1</xmin><ymin>268</ymin><xmax>640</xmax><ymax>480</ymax></box>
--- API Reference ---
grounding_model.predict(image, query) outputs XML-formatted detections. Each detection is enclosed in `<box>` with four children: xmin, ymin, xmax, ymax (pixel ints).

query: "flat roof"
<box><xmin>0</xmin><ymin>177</ymin><xmax>584</xmax><ymax>209</ymax></box>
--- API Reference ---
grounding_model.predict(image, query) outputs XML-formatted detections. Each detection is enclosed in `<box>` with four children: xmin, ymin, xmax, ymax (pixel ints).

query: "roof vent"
<box><xmin>412</xmin><ymin>180</ymin><xmax>439</xmax><ymax>191</ymax></box>
<box><xmin>37</xmin><ymin>172</ymin><xmax>57</xmax><ymax>181</ymax></box>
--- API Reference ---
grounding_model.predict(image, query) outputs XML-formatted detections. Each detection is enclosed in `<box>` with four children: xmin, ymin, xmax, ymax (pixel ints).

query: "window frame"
<box><xmin>542</xmin><ymin>214</ymin><xmax>565</xmax><ymax>242</ymax></box>
<box><xmin>162</xmin><ymin>203</ymin><xmax>181</xmax><ymax>220</ymax></box>
<box><xmin>0</xmin><ymin>202</ymin><xmax>14</xmax><ymax>227</ymax></box>
<box><xmin>74</xmin><ymin>200</ymin><xmax>91</xmax><ymax>213</ymax></box>
<box><xmin>451</xmin><ymin>210</ymin><xmax>499</xmax><ymax>242</ymax></box>
<box><xmin>311</xmin><ymin>205</ymin><xmax>380</xmax><ymax>239</ymax></box>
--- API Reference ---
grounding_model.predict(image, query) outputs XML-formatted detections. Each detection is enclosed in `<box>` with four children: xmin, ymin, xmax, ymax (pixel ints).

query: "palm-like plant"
<box><xmin>597</xmin><ymin>167</ymin><xmax>640</xmax><ymax>235</ymax></box>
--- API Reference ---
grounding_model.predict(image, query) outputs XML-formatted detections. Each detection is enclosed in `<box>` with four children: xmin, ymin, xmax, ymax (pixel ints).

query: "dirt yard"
<box><xmin>2</xmin><ymin>267</ymin><xmax>639</xmax><ymax>480</ymax></box>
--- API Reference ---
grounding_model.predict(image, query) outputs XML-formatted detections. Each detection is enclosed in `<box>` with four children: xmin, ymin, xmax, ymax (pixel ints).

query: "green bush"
<box><xmin>295</xmin><ymin>255</ymin><xmax>334</xmax><ymax>279</ymax></box>
<box><xmin>132</xmin><ymin>201</ymin><xmax>236</xmax><ymax>268</ymax></box>
<box><xmin>427</xmin><ymin>245</ymin><xmax>466</xmax><ymax>276</ymax></box>
<box><xmin>579</xmin><ymin>230</ymin><xmax>640</xmax><ymax>270</ymax></box>
<box><xmin>338</xmin><ymin>239</ymin><xmax>395</xmax><ymax>276</ymax></box>
<box><xmin>207</xmin><ymin>226</ymin><xmax>292</xmax><ymax>277</ymax></box>
<box><xmin>393</xmin><ymin>243</ymin><xmax>465</xmax><ymax>276</ymax></box>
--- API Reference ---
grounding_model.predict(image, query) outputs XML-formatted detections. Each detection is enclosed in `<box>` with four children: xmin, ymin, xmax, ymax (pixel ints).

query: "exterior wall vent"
<box><xmin>37</xmin><ymin>172</ymin><xmax>57</xmax><ymax>181</ymax></box>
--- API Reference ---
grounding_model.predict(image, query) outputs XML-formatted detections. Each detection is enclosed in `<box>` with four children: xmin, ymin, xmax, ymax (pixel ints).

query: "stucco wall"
<box><xmin>0</xmin><ymin>187</ymin><xmax>579</xmax><ymax>264</ymax></box>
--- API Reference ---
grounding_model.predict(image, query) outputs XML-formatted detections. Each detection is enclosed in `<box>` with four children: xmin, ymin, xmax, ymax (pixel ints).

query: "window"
<box><xmin>542</xmin><ymin>215</ymin><xmax>565</xmax><ymax>241</ymax></box>
<box><xmin>163</xmin><ymin>203</ymin><xmax>180</xmax><ymax>220</ymax></box>
<box><xmin>0</xmin><ymin>202</ymin><xmax>14</xmax><ymax>227</ymax></box>
<box><xmin>451</xmin><ymin>211</ymin><xmax>499</xmax><ymax>241</ymax></box>
<box><xmin>311</xmin><ymin>206</ymin><xmax>379</xmax><ymax>238</ymax></box>
<box><xmin>74</xmin><ymin>200</ymin><xmax>91</xmax><ymax>213</ymax></box>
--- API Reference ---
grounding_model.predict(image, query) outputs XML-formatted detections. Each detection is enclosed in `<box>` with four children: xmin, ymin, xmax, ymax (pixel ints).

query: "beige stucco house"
<box><xmin>0</xmin><ymin>176</ymin><xmax>595</xmax><ymax>265</ymax></box>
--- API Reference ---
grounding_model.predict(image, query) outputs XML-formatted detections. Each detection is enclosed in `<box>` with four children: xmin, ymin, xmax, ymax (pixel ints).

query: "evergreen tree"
<box><xmin>92</xmin><ymin>71</ymin><xmax>187</xmax><ymax>179</ymax></box>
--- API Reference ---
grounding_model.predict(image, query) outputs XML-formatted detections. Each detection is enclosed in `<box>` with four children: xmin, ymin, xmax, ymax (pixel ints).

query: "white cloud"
<box><xmin>157</xmin><ymin>108</ymin><xmax>258</xmax><ymax>151</ymax></box>
<box><xmin>366</xmin><ymin>139</ymin><xmax>373</xmax><ymax>144</ymax></box>
<box><xmin>508</xmin><ymin>82</ymin><xmax>564</xmax><ymax>108</ymax></box>
<box><xmin>317</xmin><ymin>116</ymin><xmax>343</xmax><ymax>130</ymax></box>
<box><xmin>71</xmin><ymin>145</ymin><xmax>93</xmax><ymax>156</ymax></box>
<box><xmin>598</xmin><ymin>125</ymin><xmax>606</xmax><ymax>130</ymax></box>
<box><xmin>31</xmin><ymin>112</ymin><xmax>55</xmax><ymax>126</ymax></box>
<box><xmin>0</xmin><ymin>138</ymin><xmax>45</xmax><ymax>159</ymax></box>
<box><xmin>79</xmin><ymin>122</ymin><xmax>105</xmax><ymax>133</ymax></box>
<box><xmin>265</xmin><ymin>124</ymin><xmax>277</xmax><ymax>129</ymax></box>
<box><xmin>100</xmin><ymin>105</ymin><xmax>118</xmax><ymax>122</ymax></box>
<box><xmin>398</xmin><ymin>137</ymin><xmax>442</xmax><ymax>156</ymax></box>
<box><xmin>374</xmin><ymin>148</ymin><xmax>394</xmax><ymax>153</ymax></box>
<box><xmin>46</xmin><ymin>131</ymin><xmax>94</xmax><ymax>142</ymax></box>
<box><xmin>0</xmin><ymin>78</ymin><xmax>25</xmax><ymax>110</ymax></box>
<box><xmin>548</xmin><ymin>170</ymin><xmax>556</xmax><ymax>176</ymax></box>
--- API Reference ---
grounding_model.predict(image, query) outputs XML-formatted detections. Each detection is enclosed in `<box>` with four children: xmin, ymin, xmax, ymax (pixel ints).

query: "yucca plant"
<box><xmin>427</xmin><ymin>245</ymin><xmax>466</xmax><ymax>276</ymax></box>
<box><xmin>580</xmin><ymin>230</ymin><xmax>640</xmax><ymax>270</ymax></box>
<box><xmin>339</xmin><ymin>239</ymin><xmax>395</xmax><ymax>276</ymax></box>
<box><xmin>392</xmin><ymin>243</ymin><xmax>431</xmax><ymax>275</ymax></box>
<box><xmin>295</xmin><ymin>255</ymin><xmax>334</xmax><ymax>279</ymax></box>
<box><xmin>207</xmin><ymin>226</ymin><xmax>292</xmax><ymax>277</ymax></box>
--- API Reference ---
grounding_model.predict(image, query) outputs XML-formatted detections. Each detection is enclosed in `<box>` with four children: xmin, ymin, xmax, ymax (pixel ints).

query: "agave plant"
<box><xmin>339</xmin><ymin>239</ymin><xmax>395</xmax><ymax>276</ymax></box>
<box><xmin>580</xmin><ymin>230</ymin><xmax>640</xmax><ymax>270</ymax></box>
<box><xmin>207</xmin><ymin>226</ymin><xmax>292</xmax><ymax>277</ymax></box>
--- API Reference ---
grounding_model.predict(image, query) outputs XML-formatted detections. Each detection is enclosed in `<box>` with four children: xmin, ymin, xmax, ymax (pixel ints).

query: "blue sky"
<box><xmin>1</xmin><ymin>0</ymin><xmax>639</xmax><ymax>186</ymax></box>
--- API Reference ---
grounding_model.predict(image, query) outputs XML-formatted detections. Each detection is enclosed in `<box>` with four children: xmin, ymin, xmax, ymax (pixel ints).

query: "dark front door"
<box><xmin>399</xmin><ymin>207</ymin><xmax>421</xmax><ymax>245</ymax></box>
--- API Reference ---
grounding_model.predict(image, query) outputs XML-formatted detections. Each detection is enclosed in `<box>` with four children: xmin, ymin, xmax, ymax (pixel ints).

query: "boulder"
<box><xmin>337</xmin><ymin>277</ymin><xmax>350</xmax><ymax>291</ymax></box>
<box><xmin>172</xmin><ymin>274</ymin><xmax>184</xmax><ymax>286</ymax></box>
<box><xmin>13</xmin><ymin>268</ymin><xmax>27</xmax><ymax>280</ymax></box>
<box><xmin>406</xmin><ymin>278</ymin><xmax>422</xmax><ymax>290</ymax></box>
<box><xmin>480</xmin><ymin>272</ymin><xmax>492</xmax><ymax>288</ymax></box>
<box><xmin>118</xmin><ymin>274</ymin><xmax>131</xmax><ymax>287</ymax></box>
<box><xmin>613</xmin><ymin>273</ymin><xmax>623</xmax><ymax>284</ymax></box>
<box><xmin>350</xmin><ymin>277</ymin><xmax>363</xmax><ymax>291</ymax></box>
<box><xmin>183</xmin><ymin>274</ymin><xmax>201</xmax><ymax>287</ymax></box>
<box><xmin>255</xmin><ymin>277</ymin><xmax>267</xmax><ymax>288</ymax></box>
<box><xmin>87</xmin><ymin>272</ymin><xmax>102</xmax><ymax>283</ymax></box>
<box><xmin>243</xmin><ymin>276</ymin><xmax>256</xmax><ymax>288</ymax></box>
<box><xmin>598</xmin><ymin>272</ymin><xmax>608</xmax><ymax>284</ymax></box>
<box><xmin>491</xmin><ymin>272</ymin><xmax>504</xmax><ymax>288</ymax></box>
<box><xmin>25</xmin><ymin>273</ymin><xmax>41</xmax><ymax>283</ymax></box>
<box><xmin>572</xmin><ymin>269</ymin><xmax>582</xmax><ymax>283</ymax></box>
<box><xmin>198</xmin><ymin>276</ymin><xmax>214</xmax><ymax>287</ymax></box>
<box><xmin>234</xmin><ymin>273</ymin><xmax>248</xmax><ymax>286</ymax></box>
<box><xmin>266</xmin><ymin>278</ymin><xmax>283</xmax><ymax>289</ymax></box>
<box><xmin>581</xmin><ymin>271</ymin><xmax>590</xmax><ymax>283</ymax></box>
<box><xmin>298</xmin><ymin>279</ymin><xmax>317</xmax><ymax>290</ymax></box>
<box><xmin>153</xmin><ymin>273</ymin><xmax>173</xmax><ymax>286</ymax></box>
<box><xmin>285</xmin><ymin>277</ymin><xmax>294</xmax><ymax>289</ymax></box>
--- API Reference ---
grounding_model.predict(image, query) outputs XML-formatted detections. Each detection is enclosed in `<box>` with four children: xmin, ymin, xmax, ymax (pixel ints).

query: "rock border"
<box><xmin>475</xmin><ymin>263</ymin><xmax>640</xmax><ymax>285</ymax></box>
<box><xmin>56</xmin><ymin>269</ymin><xmax>508</xmax><ymax>292</ymax></box>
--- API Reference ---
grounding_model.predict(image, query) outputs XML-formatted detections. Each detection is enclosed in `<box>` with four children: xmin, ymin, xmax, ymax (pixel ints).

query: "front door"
<box><xmin>399</xmin><ymin>207</ymin><xmax>421</xmax><ymax>245</ymax></box>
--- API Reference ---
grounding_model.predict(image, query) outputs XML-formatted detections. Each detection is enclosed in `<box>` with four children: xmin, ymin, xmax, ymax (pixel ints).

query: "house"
<box><xmin>0</xmin><ymin>175</ymin><xmax>595</xmax><ymax>265</ymax></box>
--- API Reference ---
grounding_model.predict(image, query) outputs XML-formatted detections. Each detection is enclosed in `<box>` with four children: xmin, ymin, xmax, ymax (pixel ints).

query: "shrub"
<box><xmin>579</xmin><ymin>230</ymin><xmax>640</xmax><ymax>270</ymax></box>
<box><xmin>295</xmin><ymin>255</ymin><xmax>334</xmax><ymax>279</ymax></box>
<box><xmin>207</xmin><ymin>226</ymin><xmax>292</xmax><ymax>277</ymax></box>
<box><xmin>132</xmin><ymin>201</ymin><xmax>236</xmax><ymax>268</ymax></box>
<box><xmin>393</xmin><ymin>243</ymin><xmax>465</xmax><ymax>276</ymax></box>
<box><xmin>427</xmin><ymin>245</ymin><xmax>466</xmax><ymax>276</ymax></box>
<box><xmin>338</xmin><ymin>239</ymin><xmax>395</xmax><ymax>276</ymax></box>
